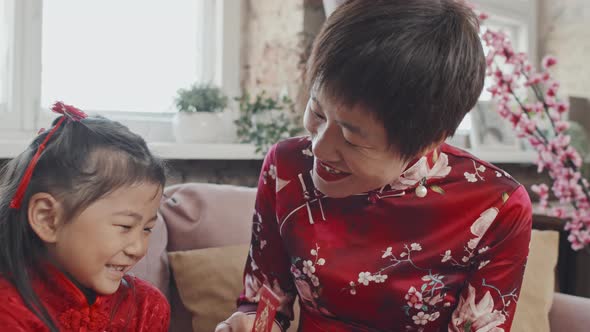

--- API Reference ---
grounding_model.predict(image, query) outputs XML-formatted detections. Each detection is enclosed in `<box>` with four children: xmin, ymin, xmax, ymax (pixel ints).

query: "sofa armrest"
<box><xmin>549</xmin><ymin>292</ymin><xmax>590</xmax><ymax>332</ymax></box>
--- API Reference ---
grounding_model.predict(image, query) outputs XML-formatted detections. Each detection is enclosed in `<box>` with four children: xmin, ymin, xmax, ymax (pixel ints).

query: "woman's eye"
<box><xmin>344</xmin><ymin>139</ymin><xmax>357</xmax><ymax>147</ymax></box>
<box><xmin>117</xmin><ymin>225</ymin><xmax>132</xmax><ymax>230</ymax></box>
<box><xmin>312</xmin><ymin>110</ymin><xmax>325</xmax><ymax>120</ymax></box>
<box><xmin>144</xmin><ymin>227</ymin><xmax>154</xmax><ymax>234</ymax></box>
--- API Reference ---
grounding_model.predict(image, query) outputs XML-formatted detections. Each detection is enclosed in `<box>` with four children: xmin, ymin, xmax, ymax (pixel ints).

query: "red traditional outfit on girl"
<box><xmin>0</xmin><ymin>265</ymin><xmax>170</xmax><ymax>331</ymax></box>
<box><xmin>238</xmin><ymin>137</ymin><xmax>532</xmax><ymax>332</ymax></box>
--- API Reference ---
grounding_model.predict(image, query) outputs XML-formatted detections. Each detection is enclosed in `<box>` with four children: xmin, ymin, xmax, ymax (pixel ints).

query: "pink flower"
<box><xmin>556</xmin><ymin>101</ymin><xmax>569</xmax><ymax>114</ymax></box>
<box><xmin>525</xmin><ymin>73</ymin><xmax>543</xmax><ymax>86</ymax></box>
<box><xmin>449</xmin><ymin>284</ymin><xmax>506</xmax><ymax>332</ymax></box>
<box><xmin>542</xmin><ymin>55</ymin><xmax>558</xmax><ymax>69</ymax></box>
<box><xmin>554</xmin><ymin>121</ymin><xmax>569</xmax><ymax>134</ymax></box>
<box><xmin>405</xmin><ymin>286</ymin><xmax>424</xmax><ymax>309</ymax></box>
<box><xmin>552</xmin><ymin>207</ymin><xmax>567</xmax><ymax>219</ymax></box>
<box><xmin>531</xmin><ymin>184</ymin><xmax>549</xmax><ymax>200</ymax></box>
<box><xmin>290</xmin><ymin>265</ymin><xmax>302</xmax><ymax>278</ymax></box>
<box><xmin>295</xmin><ymin>279</ymin><xmax>314</xmax><ymax>303</ymax></box>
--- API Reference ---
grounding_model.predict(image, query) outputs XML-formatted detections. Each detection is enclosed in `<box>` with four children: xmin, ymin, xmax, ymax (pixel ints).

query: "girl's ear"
<box><xmin>28</xmin><ymin>193</ymin><xmax>64</xmax><ymax>243</ymax></box>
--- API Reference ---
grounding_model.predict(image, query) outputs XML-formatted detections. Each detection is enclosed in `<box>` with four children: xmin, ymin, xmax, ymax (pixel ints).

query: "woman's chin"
<box><xmin>312</xmin><ymin>173</ymin><xmax>355</xmax><ymax>198</ymax></box>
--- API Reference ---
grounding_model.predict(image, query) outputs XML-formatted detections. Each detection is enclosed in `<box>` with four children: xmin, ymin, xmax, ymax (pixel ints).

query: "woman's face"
<box><xmin>304</xmin><ymin>89</ymin><xmax>412</xmax><ymax>198</ymax></box>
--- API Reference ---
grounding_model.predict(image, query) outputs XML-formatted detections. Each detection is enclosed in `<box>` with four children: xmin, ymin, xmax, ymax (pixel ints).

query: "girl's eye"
<box><xmin>117</xmin><ymin>225</ymin><xmax>132</xmax><ymax>231</ymax></box>
<box><xmin>143</xmin><ymin>227</ymin><xmax>153</xmax><ymax>234</ymax></box>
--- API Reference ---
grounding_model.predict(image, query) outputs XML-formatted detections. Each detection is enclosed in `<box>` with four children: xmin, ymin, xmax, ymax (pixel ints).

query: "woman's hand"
<box><xmin>215</xmin><ymin>312</ymin><xmax>282</xmax><ymax>332</ymax></box>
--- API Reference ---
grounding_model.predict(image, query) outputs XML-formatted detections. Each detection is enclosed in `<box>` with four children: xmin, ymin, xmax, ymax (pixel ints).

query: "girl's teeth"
<box><xmin>107</xmin><ymin>265</ymin><xmax>124</xmax><ymax>271</ymax></box>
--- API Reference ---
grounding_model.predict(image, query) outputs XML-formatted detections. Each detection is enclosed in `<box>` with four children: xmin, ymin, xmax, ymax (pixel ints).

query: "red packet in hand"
<box><xmin>251</xmin><ymin>284</ymin><xmax>280</xmax><ymax>332</ymax></box>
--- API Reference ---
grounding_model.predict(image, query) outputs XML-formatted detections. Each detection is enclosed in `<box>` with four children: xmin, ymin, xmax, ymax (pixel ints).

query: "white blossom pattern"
<box><xmin>290</xmin><ymin>244</ymin><xmax>335</xmax><ymax>317</ymax></box>
<box><xmin>464</xmin><ymin>161</ymin><xmax>487</xmax><ymax>183</ymax></box>
<box><xmin>347</xmin><ymin>243</ymin><xmax>446</xmax><ymax>329</ymax></box>
<box><xmin>440</xmin><ymin>207</ymin><xmax>499</xmax><ymax>268</ymax></box>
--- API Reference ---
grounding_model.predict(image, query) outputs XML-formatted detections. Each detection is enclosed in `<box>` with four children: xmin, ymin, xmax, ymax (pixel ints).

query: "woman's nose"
<box><xmin>311</xmin><ymin>124</ymin><xmax>340</xmax><ymax>163</ymax></box>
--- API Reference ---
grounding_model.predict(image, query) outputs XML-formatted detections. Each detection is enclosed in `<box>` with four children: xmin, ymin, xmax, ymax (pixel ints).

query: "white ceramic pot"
<box><xmin>172</xmin><ymin>111</ymin><xmax>237</xmax><ymax>143</ymax></box>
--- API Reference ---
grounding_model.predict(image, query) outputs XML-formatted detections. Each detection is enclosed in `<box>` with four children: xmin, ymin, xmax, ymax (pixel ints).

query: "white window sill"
<box><xmin>149</xmin><ymin>142</ymin><xmax>263</xmax><ymax>160</ymax></box>
<box><xmin>467</xmin><ymin>149</ymin><xmax>537</xmax><ymax>164</ymax></box>
<box><xmin>0</xmin><ymin>140</ymin><xmax>264</xmax><ymax>160</ymax></box>
<box><xmin>1</xmin><ymin>138</ymin><xmax>538</xmax><ymax>163</ymax></box>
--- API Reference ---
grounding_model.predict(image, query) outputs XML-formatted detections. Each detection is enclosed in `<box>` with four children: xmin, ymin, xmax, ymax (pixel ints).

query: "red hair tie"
<box><xmin>9</xmin><ymin>102</ymin><xmax>88</xmax><ymax>209</ymax></box>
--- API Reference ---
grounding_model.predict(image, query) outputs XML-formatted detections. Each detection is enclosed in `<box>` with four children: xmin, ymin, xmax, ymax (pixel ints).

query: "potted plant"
<box><xmin>172</xmin><ymin>83</ymin><xmax>235</xmax><ymax>143</ymax></box>
<box><xmin>234</xmin><ymin>91</ymin><xmax>303</xmax><ymax>154</ymax></box>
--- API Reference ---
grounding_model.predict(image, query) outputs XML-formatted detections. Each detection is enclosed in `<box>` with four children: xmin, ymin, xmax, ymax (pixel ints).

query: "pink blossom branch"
<box><xmin>478</xmin><ymin>12</ymin><xmax>590</xmax><ymax>250</ymax></box>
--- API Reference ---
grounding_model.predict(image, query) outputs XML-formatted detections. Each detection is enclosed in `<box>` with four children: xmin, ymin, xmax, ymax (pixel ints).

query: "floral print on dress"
<box><xmin>390</xmin><ymin>151</ymin><xmax>452</xmax><ymax>191</ymax></box>
<box><xmin>449</xmin><ymin>284</ymin><xmax>507</xmax><ymax>332</ymax></box>
<box><xmin>465</xmin><ymin>160</ymin><xmax>487</xmax><ymax>183</ymax></box>
<box><xmin>238</xmin><ymin>138</ymin><xmax>531</xmax><ymax>331</ymax></box>
<box><xmin>302</xmin><ymin>147</ymin><xmax>313</xmax><ymax>157</ymax></box>
<box><xmin>262</xmin><ymin>164</ymin><xmax>277</xmax><ymax>184</ymax></box>
<box><xmin>440</xmin><ymin>207</ymin><xmax>499</xmax><ymax>267</ymax></box>
<box><xmin>348</xmin><ymin>243</ymin><xmax>450</xmax><ymax>328</ymax></box>
<box><xmin>291</xmin><ymin>244</ymin><xmax>335</xmax><ymax>317</ymax></box>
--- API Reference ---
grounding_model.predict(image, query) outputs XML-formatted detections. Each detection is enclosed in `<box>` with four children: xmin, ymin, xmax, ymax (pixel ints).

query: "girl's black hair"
<box><xmin>0</xmin><ymin>115</ymin><xmax>166</xmax><ymax>331</ymax></box>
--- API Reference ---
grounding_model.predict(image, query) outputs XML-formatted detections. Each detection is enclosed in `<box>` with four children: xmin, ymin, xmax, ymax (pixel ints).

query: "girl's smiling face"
<box><xmin>47</xmin><ymin>182</ymin><xmax>162</xmax><ymax>294</ymax></box>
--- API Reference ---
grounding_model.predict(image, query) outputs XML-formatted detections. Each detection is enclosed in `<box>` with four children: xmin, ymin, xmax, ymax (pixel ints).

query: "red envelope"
<box><xmin>251</xmin><ymin>284</ymin><xmax>281</xmax><ymax>332</ymax></box>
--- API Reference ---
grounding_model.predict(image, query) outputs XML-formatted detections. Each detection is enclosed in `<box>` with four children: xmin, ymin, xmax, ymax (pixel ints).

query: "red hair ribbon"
<box><xmin>9</xmin><ymin>102</ymin><xmax>88</xmax><ymax>209</ymax></box>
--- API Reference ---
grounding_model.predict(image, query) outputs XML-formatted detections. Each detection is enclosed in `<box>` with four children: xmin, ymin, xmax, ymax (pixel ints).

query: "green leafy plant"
<box><xmin>234</xmin><ymin>91</ymin><xmax>303</xmax><ymax>154</ymax></box>
<box><xmin>175</xmin><ymin>83</ymin><xmax>228</xmax><ymax>113</ymax></box>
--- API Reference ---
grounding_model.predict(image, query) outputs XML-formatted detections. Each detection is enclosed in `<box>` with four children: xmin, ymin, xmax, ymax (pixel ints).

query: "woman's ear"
<box><xmin>28</xmin><ymin>193</ymin><xmax>63</xmax><ymax>243</ymax></box>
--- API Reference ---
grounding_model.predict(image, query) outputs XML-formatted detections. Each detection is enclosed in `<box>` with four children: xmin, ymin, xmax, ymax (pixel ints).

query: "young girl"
<box><xmin>0</xmin><ymin>102</ymin><xmax>170</xmax><ymax>331</ymax></box>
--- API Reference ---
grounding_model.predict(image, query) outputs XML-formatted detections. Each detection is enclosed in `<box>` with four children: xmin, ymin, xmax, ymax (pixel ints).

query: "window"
<box><xmin>0</xmin><ymin>0</ymin><xmax>241</xmax><ymax>142</ymax></box>
<box><xmin>0</xmin><ymin>0</ymin><xmax>40</xmax><ymax>133</ymax></box>
<box><xmin>456</xmin><ymin>0</ymin><xmax>536</xmax><ymax>134</ymax></box>
<box><xmin>41</xmin><ymin>0</ymin><xmax>199</xmax><ymax>113</ymax></box>
<box><xmin>0</xmin><ymin>0</ymin><xmax>9</xmax><ymax>113</ymax></box>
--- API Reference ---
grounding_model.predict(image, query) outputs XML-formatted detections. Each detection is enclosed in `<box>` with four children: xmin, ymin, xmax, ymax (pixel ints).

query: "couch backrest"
<box><xmin>130</xmin><ymin>183</ymin><xmax>258</xmax><ymax>332</ymax></box>
<box><xmin>162</xmin><ymin>183</ymin><xmax>257</xmax><ymax>251</ymax></box>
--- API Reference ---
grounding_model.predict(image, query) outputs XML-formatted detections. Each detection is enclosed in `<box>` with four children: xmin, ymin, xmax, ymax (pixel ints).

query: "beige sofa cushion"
<box><xmin>169</xmin><ymin>230</ymin><xmax>558</xmax><ymax>332</ymax></box>
<box><xmin>512</xmin><ymin>230</ymin><xmax>559</xmax><ymax>332</ymax></box>
<box><xmin>169</xmin><ymin>245</ymin><xmax>250</xmax><ymax>332</ymax></box>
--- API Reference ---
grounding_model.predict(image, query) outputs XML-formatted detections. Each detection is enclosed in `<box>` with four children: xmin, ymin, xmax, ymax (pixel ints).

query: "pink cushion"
<box><xmin>161</xmin><ymin>183</ymin><xmax>256</xmax><ymax>252</ymax></box>
<box><xmin>549</xmin><ymin>292</ymin><xmax>590</xmax><ymax>331</ymax></box>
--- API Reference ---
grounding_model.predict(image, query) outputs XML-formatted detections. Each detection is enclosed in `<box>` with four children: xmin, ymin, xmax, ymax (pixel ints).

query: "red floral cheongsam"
<box><xmin>0</xmin><ymin>264</ymin><xmax>170</xmax><ymax>331</ymax></box>
<box><xmin>238</xmin><ymin>137</ymin><xmax>532</xmax><ymax>332</ymax></box>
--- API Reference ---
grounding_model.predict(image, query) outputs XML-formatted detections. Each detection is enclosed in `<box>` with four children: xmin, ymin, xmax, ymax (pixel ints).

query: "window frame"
<box><xmin>0</xmin><ymin>0</ymin><xmax>41</xmax><ymax>137</ymax></box>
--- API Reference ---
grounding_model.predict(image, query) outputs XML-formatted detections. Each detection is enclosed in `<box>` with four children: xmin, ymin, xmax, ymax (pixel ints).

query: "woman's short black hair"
<box><xmin>307</xmin><ymin>0</ymin><xmax>486</xmax><ymax>159</ymax></box>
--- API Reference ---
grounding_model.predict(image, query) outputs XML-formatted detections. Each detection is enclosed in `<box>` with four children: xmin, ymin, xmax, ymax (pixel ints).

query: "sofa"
<box><xmin>130</xmin><ymin>182</ymin><xmax>590</xmax><ymax>332</ymax></box>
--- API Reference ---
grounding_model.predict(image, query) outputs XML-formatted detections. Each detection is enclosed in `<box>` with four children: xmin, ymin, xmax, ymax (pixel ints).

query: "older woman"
<box><xmin>218</xmin><ymin>0</ymin><xmax>531</xmax><ymax>331</ymax></box>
